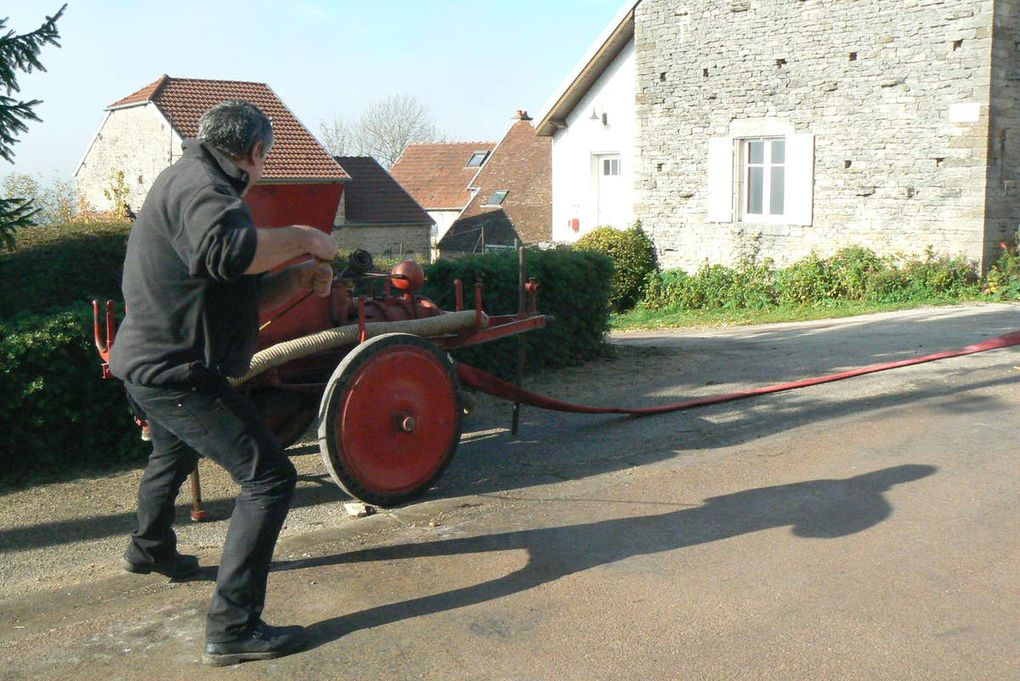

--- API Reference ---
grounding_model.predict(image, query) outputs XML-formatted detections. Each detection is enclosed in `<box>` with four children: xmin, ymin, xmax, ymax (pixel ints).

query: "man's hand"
<box><xmin>295</xmin><ymin>225</ymin><xmax>340</xmax><ymax>262</ymax></box>
<box><xmin>303</xmin><ymin>259</ymin><xmax>334</xmax><ymax>298</ymax></box>
<box><xmin>257</xmin><ymin>258</ymin><xmax>334</xmax><ymax>313</ymax></box>
<box><xmin>246</xmin><ymin>225</ymin><xmax>339</xmax><ymax>275</ymax></box>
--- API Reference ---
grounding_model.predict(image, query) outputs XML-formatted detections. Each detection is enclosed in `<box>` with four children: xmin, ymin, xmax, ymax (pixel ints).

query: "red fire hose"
<box><xmin>457</xmin><ymin>329</ymin><xmax>1020</xmax><ymax>415</ymax></box>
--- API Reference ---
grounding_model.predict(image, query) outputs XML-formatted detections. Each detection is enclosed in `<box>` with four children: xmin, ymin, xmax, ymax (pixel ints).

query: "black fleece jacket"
<box><xmin>109</xmin><ymin>139</ymin><xmax>260</xmax><ymax>385</ymax></box>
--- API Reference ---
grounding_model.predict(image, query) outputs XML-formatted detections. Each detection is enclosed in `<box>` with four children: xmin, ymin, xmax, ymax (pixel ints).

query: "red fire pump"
<box><xmin>93</xmin><ymin>248</ymin><xmax>548</xmax><ymax>510</ymax></box>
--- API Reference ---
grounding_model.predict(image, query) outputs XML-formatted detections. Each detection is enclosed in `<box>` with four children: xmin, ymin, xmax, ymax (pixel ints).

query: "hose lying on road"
<box><xmin>456</xmin><ymin>328</ymin><xmax>1020</xmax><ymax>415</ymax></box>
<box><xmin>231</xmin><ymin>309</ymin><xmax>486</xmax><ymax>387</ymax></box>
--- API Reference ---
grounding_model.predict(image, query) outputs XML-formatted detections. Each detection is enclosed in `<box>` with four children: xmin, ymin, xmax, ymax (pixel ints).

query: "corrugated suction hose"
<box><xmin>231</xmin><ymin>309</ymin><xmax>486</xmax><ymax>387</ymax></box>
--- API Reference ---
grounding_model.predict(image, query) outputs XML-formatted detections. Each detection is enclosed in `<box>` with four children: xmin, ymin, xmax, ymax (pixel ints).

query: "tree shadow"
<box><xmin>266</xmin><ymin>464</ymin><xmax>936</xmax><ymax>648</ymax></box>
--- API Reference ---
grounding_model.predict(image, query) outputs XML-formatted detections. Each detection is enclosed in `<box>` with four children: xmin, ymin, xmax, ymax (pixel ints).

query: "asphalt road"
<box><xmin>2</xmin><ymin>303</ymin><xmax>1018</xmax><ymax>680</ymax></box>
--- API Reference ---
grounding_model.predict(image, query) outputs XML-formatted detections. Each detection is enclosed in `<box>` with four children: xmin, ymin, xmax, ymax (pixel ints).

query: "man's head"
<box><xmin>197</xmin><ymin>100</ymin><xmax>274</xmax><ymax>192</ymax></box>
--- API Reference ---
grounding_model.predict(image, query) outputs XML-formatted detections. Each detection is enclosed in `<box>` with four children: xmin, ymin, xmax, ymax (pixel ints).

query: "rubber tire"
<box><xmin>317</xmin><ymin>333</ymin><xmax>463</xmax><ymax>507</ymax></box>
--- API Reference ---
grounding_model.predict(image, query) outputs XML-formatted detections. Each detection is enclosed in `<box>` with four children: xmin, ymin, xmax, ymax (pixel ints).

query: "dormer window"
<box><xmin>484</xmin><ymin>190</ymin><xmax>509</xmax><ymax>206</ymax></box>
<box><xmin>466</xmin><ymin>151</ymin><xmax>489</xmax><ymax>167</ymax></box>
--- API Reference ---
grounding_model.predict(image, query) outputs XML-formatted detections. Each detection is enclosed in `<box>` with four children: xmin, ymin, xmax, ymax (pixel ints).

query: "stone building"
<box><xmin>332</xmin><ymin>156</ymin><xmax>433</xmax><ymax>259</ymax></box>
<box><xmin>438</xmin><ymin>111</ymin><xmax>552</xmax><ymax>258</ymax></box>
<box><xmin>539</xmin><ymin>0</ymin><xmax>1020</xmax><ymax>271</ymax></box>
<box><xmin>75</xmin><ymin>75</ymin><xmax>348</xmax><ymax>232</ymax></box>
<box><xmin>390</xmin><ymin>141</ymin><xmax>497</xmax><ymax>246</ymax></box>
<box><xmin>390</xmin><ymin>111</ymin><xmax>552</xmax><ymax>259</ymax></box>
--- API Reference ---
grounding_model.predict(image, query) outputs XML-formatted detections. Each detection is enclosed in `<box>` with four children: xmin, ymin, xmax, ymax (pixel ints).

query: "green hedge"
<box><xmin>0</xmin><ymin>307</ymin><xmax>146</xmax><ymax>487</ymax></box>
<box><xmin>0</xmin><ymin>220</ymin><xmax>130</xmax><ymax>320</ymax></box>
<box><xmin>574</xmin><ymin>223</ymin><xmax>659</xmax><ymax>312</ymax></box>
<box><xmin>422</xmin><ymin>248</ymin><xmax>614</xmax><ymax>379</ymax></box>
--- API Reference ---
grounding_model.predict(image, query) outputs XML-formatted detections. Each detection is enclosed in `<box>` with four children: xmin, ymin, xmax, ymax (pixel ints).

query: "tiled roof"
<box><xmin>447</xmin><ymin>113</ymin><xmax>551</xmax><ymax>246</ymax></box>
<box><xmin>390</xmin><ymin>142</ymin><xmax>496</xmax><ymax>210</ymax></box>
<box><xmin>334</xmin><ymin>156</ymin><xmax>432</xmax><ymax>226</ymax></box>
<box><xmin>108</xmin><ymin>74</ymin><xmax>166</xmax><ymax>109</ymax></box>
<box><xmin>107</xmin><ymin>75</ymin><xmax>348</xmax><ymax>182</ymax></box>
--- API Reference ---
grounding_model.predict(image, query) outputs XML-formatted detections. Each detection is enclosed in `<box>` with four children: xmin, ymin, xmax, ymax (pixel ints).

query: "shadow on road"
<box><xmin>269</xmin><ymin>464</ymin><xmax>936</xmax><ymax>649</ymax></box>
<box><xmin>0</xmin><ymin>468</ymin><xmax>343</xmax><ymax>553</ymax></box>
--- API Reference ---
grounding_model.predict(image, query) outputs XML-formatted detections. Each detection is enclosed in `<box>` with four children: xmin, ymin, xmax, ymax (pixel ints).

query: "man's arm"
<box><xmin>244</xmin><ymin>225</ymin><xmax>339</xmax><ymax>275</ymax></box>
<box><xmin>258</xmin><ymin>259</ymin><xmax>334</xmax><ymax>312</ymax></box>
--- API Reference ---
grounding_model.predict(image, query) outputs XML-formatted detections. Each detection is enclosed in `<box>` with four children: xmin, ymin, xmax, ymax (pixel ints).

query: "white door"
<box><xmin>594</xmin><ymin>153</ymin><xmax>623</xmax><ymax>228</ymax></box>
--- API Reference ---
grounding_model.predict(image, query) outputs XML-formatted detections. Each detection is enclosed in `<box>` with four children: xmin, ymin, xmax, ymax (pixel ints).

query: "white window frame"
<box><xmin>706</xmin><ymin>128</ymin><xmax>814</xmax><ymax>227</ymax></box>
<box><xmin>601</xmin><ymin>156</ymin><xmax>621</xmax><ymax>177</ymax></box>
<box><xmin>738</xmin><ymin>137</ymin><xmax>786</xmax><ymax>224</ymax></box>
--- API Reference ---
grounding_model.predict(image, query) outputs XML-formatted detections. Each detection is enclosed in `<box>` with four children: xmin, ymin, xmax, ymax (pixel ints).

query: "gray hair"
<box><xmin>197</xmin><ymin>100</ymin><xmax>274</xmax><ymax>160</ymax></box>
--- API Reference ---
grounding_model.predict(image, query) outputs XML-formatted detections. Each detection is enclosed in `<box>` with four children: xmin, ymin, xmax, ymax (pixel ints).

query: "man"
<box><xmin>109</xmin><ymin>99</ymin><xmax>338</xmax><ymax>666</ymax></box>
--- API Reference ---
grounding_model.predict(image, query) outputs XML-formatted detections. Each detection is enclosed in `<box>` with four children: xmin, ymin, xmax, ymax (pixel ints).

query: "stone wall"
<box><xmin>986</xmin><ymin>1</ymin><xmax>1020</xmax><ymax>262</ymax></box>
<box><xmin>634</xmin><ymin>0</ymin><xmax>1000</xmax><ymax>271</ymax></box>
<box><xmin>75</xmin><ymin>104</ymin><xmax>178</xmax><ymax>214</ymax></box>
<box><xmin>333</xmin><ymin>224</ymin><xmax>431</xmax><ymax>260</ymax></box>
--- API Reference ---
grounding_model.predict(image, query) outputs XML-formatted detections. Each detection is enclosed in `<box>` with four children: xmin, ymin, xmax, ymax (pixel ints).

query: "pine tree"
<box><xmin>0</xmin><ymin>5</ymin><xmax>65</xmax><ymax>251</ymax></box>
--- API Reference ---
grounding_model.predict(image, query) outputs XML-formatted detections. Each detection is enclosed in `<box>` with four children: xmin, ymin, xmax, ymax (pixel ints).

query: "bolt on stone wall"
<box><xmin>634</xmin><ymin>0</ymin><xmax>1002</xmax><ymax>272</ymax></box>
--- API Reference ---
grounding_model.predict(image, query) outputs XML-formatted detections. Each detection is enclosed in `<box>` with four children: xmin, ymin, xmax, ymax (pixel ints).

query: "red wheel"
<box><xmin>317</xmin><ymin>333</ymin><xmax>463</xmax><ymax>506</ymax></box>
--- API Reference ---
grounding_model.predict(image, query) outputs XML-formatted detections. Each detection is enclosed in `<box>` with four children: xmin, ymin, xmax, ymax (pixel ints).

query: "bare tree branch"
<box><xmin>319</xmin><ymin>95</ymin><xmax>447</xmax><ymax>167</ymax></box>
<box><xmin>318</xmin><ymin>117</ymin><xmax>357</xmax><ymax>157</ymax></box>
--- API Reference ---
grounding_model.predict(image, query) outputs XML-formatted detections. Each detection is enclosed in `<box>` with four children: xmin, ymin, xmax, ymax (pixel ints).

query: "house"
<box><xmin>332</xmin><ymin>155</ymin><xmax>434</xmax><ymax>259</ymax></box>
<box><xmin>536</xmin><ymin>2</ymin><xmax>637</xmax><ymax>243</ymax></box>
<box><xmin>75</xmin><ymin>75</ymin><xmax>348</xmax><ymax>233</ymax></box>
<box><xmin>537</xmin><ymin>0</ymin><xmax>1019</xmax><ymax>272</ymax></box>
<box><xmin>390</xmin><ymin>141</ymin><xmax>497</xmax><ymax>247</ymax></box>
<box><xmin>436</xmin><ymin>110</ymin><xmax>552</xmax><ymax>257</ymax></box>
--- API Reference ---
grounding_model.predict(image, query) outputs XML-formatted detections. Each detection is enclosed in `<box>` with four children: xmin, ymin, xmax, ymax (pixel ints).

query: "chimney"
<box><xmin>515</xmin><ymin>110</ymin><xmax>532</xmax><ymax>121</ymax></box>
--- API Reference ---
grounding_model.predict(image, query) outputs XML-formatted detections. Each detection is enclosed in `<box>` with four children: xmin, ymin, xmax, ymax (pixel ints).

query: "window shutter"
<box><xmin>785</xmin><ymin>133</ymin><xmax>814</xmax><ymax>226</ymax></box>
<box><xmin>706</xmin><ymin>137</ymin><xmax>734</xmax><ymax>222</ymax></box>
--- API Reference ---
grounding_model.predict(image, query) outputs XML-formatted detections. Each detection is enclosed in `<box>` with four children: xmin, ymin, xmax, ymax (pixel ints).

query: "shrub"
<box><xmin>645</xmin><ymin>257</ymin><xmax>778</xmax><ymax>311</ymax></box>
<box><xmin>574</xmin><ymin>222</ymin><xmax>658</xmax><ymax>312</ymax></box>
<box><xmin>0</xmin><ymin>307</ymin><xmax>147</xmax><ymax>487</ymax></box>
<box><xmin>983</xmin><ymin>239</ymin><xmax>1020</xmax><ymax>300</ymax></box>
<box><xmin>828</xmin><ymin>246</ymin><xmax>885</xmax><ymax>300</ymax></box>
<box><xmin>868</xmin><ymin>248</ymin><xmax>977</xmax><ymax>303</ymax></box>
<box><xmin>422</xmin><ymin>248</ymin><xmax>614</xmax><ymax>379</ymax></box>
<box><xmin>644</xmin><ymin>245</ymin><xmax>979</xmax><ymax>311</ymax></box>
<box><xmin>0</xmin><ymin>220</ymin><xmax>130</xmax><ymax>319</ymax></box>
<box><xmin>775</xmin><ymin>252</ymin><xmax>831</xmax><ymax>305</ymax></box>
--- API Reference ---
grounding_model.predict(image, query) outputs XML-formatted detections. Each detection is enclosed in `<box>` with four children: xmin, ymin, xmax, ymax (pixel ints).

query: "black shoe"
<box><xmin>120</xmin><ymin>551</ymin><xmax>200</xmax><ymax>579</ymax></box>
<box><xmin>203</xmin><ymin>621</ymin><xmax>308</xmax><ymax>667</ymax></box>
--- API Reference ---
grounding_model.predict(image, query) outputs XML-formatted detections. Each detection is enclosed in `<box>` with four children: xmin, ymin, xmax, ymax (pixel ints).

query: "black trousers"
<box><xmin>123</xmin><ymin>375</ymin><xmax>297</xmax><ymax>643</ymax></box>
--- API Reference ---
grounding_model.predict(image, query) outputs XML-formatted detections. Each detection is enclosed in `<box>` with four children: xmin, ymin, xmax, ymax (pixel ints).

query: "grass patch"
<box><xmin>611</xmin><ymin>295</ymin><xmax>985</xmax><ymax>331</ymax></box>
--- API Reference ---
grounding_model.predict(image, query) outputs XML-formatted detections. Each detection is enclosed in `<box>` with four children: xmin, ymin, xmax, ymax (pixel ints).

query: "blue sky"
<box><xmin>2</xmin><ymin>0</ymin><xmax>623</xmax><ymax>179</ymax></box>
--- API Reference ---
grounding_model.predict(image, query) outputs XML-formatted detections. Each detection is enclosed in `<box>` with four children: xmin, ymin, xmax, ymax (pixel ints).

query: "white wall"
<box><xmin>551</xmin><ymin>38</ymin><xmax>636</xmax><ymax>243</ymax></box>
<box><xmin>75</xmin><ymin>104</ymin><xmax>179</xmax><ymax>213</ymax></box>
<box><xmin>428</xmin><ymin>209</ymin><xmax>462</xmax><ymax>241</ymax></box>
